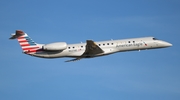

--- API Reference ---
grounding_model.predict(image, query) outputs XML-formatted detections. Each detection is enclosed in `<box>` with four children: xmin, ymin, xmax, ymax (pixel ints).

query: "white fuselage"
<box><xmin>30</xmin><ymin>37</ymin><xmax>172</xmax><ymax>59</ymax></box>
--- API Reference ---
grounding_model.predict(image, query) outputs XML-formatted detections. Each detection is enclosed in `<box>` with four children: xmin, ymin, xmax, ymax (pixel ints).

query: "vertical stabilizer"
<box><xmin>10</xmin><ymin>30</ymin><xmax>41</xmax><ymax>54</ymax></box>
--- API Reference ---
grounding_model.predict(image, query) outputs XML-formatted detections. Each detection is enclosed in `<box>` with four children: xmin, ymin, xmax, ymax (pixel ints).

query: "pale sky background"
<box><xmin>1</xmin><ymin>0</ymin><xmax>180</xmax><ymax>100</ymax></box>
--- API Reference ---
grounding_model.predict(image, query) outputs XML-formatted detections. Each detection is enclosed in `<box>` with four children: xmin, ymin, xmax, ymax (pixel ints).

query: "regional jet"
<box><xmin>10</xmin><ymin>30</ymin><xmax>172</xmax><ymax>62</ymax></box>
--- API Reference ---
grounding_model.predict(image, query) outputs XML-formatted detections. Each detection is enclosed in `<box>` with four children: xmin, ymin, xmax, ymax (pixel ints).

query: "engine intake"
<box><xmin>42</xmin><ymin>42</ymin><xmax>67</xmax><ymax>51</ymax></box>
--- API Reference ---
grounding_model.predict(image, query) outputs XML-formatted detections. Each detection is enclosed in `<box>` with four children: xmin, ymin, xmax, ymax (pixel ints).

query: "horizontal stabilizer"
<box><xmin>9</xmin><ymin>30</ymin><xmax>25</xmax><ymax>39</ymax></box>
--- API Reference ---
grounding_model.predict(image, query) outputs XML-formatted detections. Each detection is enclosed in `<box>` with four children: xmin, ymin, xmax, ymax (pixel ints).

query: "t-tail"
<box><xmin>9</xmin><ymin>30</ymin><xmax>42</xmax><ymax>54</ymax></box>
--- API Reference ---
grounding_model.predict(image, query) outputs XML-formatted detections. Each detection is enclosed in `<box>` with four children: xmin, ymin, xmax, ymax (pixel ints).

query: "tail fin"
<box><xmin>10</xmin><ymin>30</ymin><xmax>41</xmax><ymax>54</ymax></box>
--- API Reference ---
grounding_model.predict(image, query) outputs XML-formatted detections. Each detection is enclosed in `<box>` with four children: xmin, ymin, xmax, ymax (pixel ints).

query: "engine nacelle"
<box><xmin>42</xmin><ymin>42</ymin><xmax>67</xmax><ymax>51</ymax></box>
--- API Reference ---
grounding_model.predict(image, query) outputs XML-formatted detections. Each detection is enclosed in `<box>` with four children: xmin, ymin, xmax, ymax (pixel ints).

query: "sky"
<box><xmin>1</xmin><ymin>0</ymin><xmax>180</xmax><ymax>100</ymax></box>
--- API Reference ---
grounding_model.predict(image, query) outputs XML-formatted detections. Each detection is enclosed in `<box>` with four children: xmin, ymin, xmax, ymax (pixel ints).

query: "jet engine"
<box><xmin>42</xmin><ymin>42</ymin><xmax>67</xmax><ymax>51</ymax></box>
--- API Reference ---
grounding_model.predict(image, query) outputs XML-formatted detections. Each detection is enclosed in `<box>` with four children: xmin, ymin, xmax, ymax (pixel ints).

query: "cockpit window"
<box><xmin>153</xmin><ymin>38</ymin><xmax>158</xmax><ymax>40</ymax></box>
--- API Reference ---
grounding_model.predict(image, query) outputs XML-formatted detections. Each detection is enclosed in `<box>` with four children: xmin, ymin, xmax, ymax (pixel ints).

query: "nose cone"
<box><xmin>164</xmin><ymin>42</ymin><xmax>172</xmax><ymax>47</ymax></box>
<box><xmin>162</xmin><ymin>41</ymin><xmax>172</xmax><ymax>47</ymax></box>
<box><xmin>155</xmin><ymin>40</ymin><xmax>172</xmax><ymax>48</ymax></box>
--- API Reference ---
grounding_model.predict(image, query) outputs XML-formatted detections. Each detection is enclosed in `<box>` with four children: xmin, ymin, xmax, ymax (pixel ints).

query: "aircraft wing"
<box><xmin>82</xmin><ymin>40</ymin><xmax>104</xmax><ymax>56</ymax></box>
<box><xmin>65</xmin><ymin>40</ymin><xmax>104</xmax><ymax>62</ymax></box>
<box><xmin>65</xmin><ymin>58</ymin><xmax>81</xmax><ymax>62</ymax></box>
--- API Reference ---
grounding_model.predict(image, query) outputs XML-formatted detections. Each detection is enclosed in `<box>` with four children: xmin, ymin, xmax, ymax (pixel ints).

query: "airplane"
<box><xmin>9</xmin><ymin>30</ymin><xmax>172</xmax><ymax>62</ymax></box>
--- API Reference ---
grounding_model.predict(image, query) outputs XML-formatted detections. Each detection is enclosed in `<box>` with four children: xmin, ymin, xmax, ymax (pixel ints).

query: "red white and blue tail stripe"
<box><xmin>10</xmin><ymin>30</ymin><xmax>41</xmax><ymax>54</ymax></box>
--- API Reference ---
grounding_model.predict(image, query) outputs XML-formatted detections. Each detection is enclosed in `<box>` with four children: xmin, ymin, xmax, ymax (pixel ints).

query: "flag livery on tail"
<box><xmin>10</xmin><ymin>30</ymin><xmax>41</xmax><ymax>54</ymax></box>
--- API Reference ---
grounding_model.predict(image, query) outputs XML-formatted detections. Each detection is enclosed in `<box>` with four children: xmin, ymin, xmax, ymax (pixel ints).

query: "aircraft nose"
<box><xmin>163</xmin><ymin>41</ymin><xmax>172</xmax><ymax>47</ymax></box>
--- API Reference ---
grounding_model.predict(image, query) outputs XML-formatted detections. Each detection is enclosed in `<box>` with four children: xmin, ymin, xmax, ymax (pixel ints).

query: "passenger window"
<box><xmin>81</xmin><ymin>46</ymin><xmax>83</xmax><ymax>48</ymax></box>
<box><xmin>68</xmin><ymin>47</ymin><xmax>70</xmax><ymax>49</ymax></box>
<box><xmin>111</xmin><ymin>43</ymin><xmax>113</xmax><ymax>45</ymax></box>
<box><xmin>133</xmin><ymin>41</ymin><xmax>135</xmax><ymax>43</ymax></box>
<box><xmin>73</xmin><ymin>47</ymin><xmax>75</xmax><ymax>49</ymax></box>
<box><xmin>107</xmin><ymin>43</ymin><xmax>109</xmax><ymax>45</ymax></box>
<box><xmin>99</xmin><ymin>44</ymin><xmax>101</xmax><ymax>46</ymax></box>
<box><xmin>103</xmin><ymin>44</ymin><xmax>105</xmax><ymax>46</ymax></box>
<box><xmin>128</xmin><ymin>41</ymin><xmax>130</xmax><ymax>43</ymax></box>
